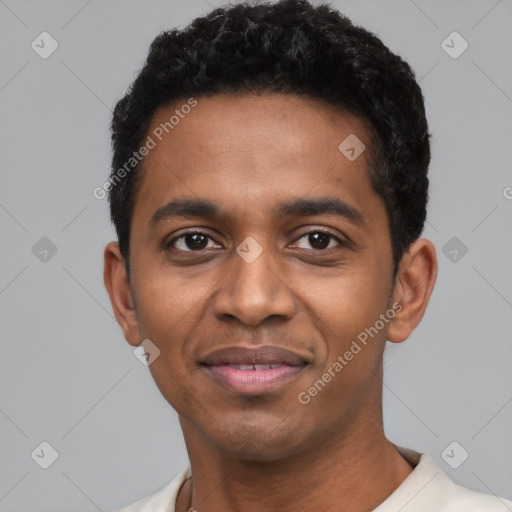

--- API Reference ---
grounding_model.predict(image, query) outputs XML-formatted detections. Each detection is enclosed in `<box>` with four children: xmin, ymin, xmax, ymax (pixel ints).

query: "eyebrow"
<box><xmin>150</xmin><ymin>198</ymin><xmax>223</xmax><ymax>227</ymax></box>
<box><xmin>278</xmin><ymin>197</ymin><xmax>367</xmax><ymax>228</ymax></box>
<box><xmin>149</xmin><ymin>196</ymin><xmax>367</xmax><ymax>229</ymax></box>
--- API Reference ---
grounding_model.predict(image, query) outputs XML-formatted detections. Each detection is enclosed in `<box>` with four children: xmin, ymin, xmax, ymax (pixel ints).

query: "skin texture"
<box><xmin>104</xmin><ymin>93</ymin><xmax>437</xmax><ymax>512</ymax></box>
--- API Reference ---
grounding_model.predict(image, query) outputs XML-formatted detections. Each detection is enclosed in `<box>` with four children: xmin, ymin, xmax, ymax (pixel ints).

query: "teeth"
<box><xmin>237</xmin><ymin>364</ymin><xmax>255</xmax><ymax>370</ymax></box>
<box><xmin>254</xmin><ymin>364</ymin><xmax>271</xmax><ymax>370</ymax></box>
<box><xmin>229</xmin><ymin>364</ymin><xmax>284</xmax><ymax>370</ymax></box>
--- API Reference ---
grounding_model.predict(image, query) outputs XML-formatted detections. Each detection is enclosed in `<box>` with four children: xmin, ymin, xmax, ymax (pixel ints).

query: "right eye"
<box><xmin>166</xmin><ymin>231</ymin><xmax>222</xmax><ymax>252</ymax></box>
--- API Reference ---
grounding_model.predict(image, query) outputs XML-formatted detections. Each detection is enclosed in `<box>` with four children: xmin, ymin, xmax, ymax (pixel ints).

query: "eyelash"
<box><xmin>166</xmin><ymin>229</ymin><xmax>347</xmax><ymax>252</ymax></box>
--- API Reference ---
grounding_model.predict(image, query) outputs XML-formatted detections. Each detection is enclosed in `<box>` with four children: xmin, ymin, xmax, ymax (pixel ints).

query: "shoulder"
<box><xmin>439</xmin><ymin>475</ymin><xmax>512</xmax><ymax>511</ymax></box>
<box><xmin>377</xmin><ymin>445</ymin><xmax>512</xmax><ymax>512</ymax></box>
<box><xmin>114</xmin><ymin>466</ymin><xmax>191</xmax><ymax>512</ymax></box>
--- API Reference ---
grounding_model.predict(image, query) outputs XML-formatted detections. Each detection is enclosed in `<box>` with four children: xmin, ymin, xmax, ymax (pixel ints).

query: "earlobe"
<box><xmin>386</xmin><ymin>238</ymin><xmax>438</xmax><ymax>344</ymax></box>
<box><xmin>103</xmin><ymin>241</ymin><xmax>141</xmax><ymax>346</ymax></box>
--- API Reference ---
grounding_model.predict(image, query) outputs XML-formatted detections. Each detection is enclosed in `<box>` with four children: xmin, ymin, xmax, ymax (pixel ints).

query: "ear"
<box><xmin>387</xmin><ymin>238</ymin><xmax>437</xmax><ymax>344</ymax></box>
<box><xmin>103</xmin><ymin>241</ymin><xmax>141</xmax><ymax>346</ymax></box>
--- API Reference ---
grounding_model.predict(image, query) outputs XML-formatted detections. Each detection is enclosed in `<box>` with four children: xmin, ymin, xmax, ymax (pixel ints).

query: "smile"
<box><xmin>203</xmin><ymin>363</ymin><xmax>307</xmax><ymax>395</ymax></box>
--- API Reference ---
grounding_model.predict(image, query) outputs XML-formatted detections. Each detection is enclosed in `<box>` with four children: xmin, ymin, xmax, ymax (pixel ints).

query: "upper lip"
<box><xmin>202</xmin><ymin>345</ymin><xmax>310</xmax><ymax>366</ymax></box>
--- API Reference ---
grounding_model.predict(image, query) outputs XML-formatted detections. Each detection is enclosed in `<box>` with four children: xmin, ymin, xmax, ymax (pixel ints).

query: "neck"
<box><xmin>176</xmin><ymin>416</ymin><xmax>414</xmax><ymax>512</ymax></box>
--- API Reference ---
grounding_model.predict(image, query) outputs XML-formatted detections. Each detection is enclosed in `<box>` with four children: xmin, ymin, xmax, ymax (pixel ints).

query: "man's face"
<box><xmin>125</xmin><ymin>93</ymin><xmax>398</xmax><ymax>460</ymax></box>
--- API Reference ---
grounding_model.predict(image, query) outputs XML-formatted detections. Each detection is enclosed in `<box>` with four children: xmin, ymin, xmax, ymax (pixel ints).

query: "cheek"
<box><xmin>129</xmin><ymin>281</ymin><xmax>193</xmax><ymax>403</ymax></box>
<box><xmin>309</xmin><ymin>260</ymin><xmax>391</xmax><ymax>338</ymax></box>
<box><xmin>301</xmin><ymin>259</ymin><xmax>392</xmax><ymax>396</ymax></box>
<box><xmin>130</xmin><ymin>262</ymin><xmax>215</xmax><ymax>378</ymax></box>
<box><xmin>137</xmin><ymin>278</ymin><xmax>207</xmax><ymax>414</ymax></box>
<box><xmin>132</xmin><ymin>256</ymin><xmax>211</xmax><ymax>338</ymax></box>
<box><xmin>299</xmin><ymin>277</ymin><xmax>389</xmax><ymax>420</ymax></box>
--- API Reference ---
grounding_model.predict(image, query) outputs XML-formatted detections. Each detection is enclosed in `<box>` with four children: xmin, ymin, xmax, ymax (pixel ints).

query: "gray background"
<box><xmin>1</xmin><ymin>0</ymin><xmax>511</xmax><ymax>510</ymax></box>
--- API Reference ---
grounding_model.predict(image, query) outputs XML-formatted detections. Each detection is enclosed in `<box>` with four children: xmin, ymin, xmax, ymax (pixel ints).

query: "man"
<box><xmin>103</xmin><ymin>1</ymin><xmax>512</xmax><ymax>510</ymax></box>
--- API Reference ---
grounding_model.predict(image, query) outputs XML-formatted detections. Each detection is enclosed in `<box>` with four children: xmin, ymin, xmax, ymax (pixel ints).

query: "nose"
<box><xmin>212</xmin><ymin>241</ymin><xmax>296</xmax><ymax>327</ymax></box>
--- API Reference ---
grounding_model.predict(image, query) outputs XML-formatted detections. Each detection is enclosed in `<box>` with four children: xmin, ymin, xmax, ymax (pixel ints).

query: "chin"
<box><xmin>222</xmin><ymin>439</ymin><xmax>297</xmax><ymax>462</ymax></box>
<box><xmin>211</xmin><ymin>423</ymin><xmax>307</xmax><ymax>462</ymax></box>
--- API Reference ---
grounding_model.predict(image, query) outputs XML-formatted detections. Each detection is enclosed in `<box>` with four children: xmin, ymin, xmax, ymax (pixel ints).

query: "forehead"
<box><xmin>132</xmin><ymin>93</ymin><xmax>383</xmax><ymax>230</ymax></box>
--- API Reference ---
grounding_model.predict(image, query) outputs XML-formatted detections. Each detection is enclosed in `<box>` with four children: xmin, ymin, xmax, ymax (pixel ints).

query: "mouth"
<box><xmin>200</xmin><ymin>345</ymin><xmax>310</xmax><ymax>395</ymax></box>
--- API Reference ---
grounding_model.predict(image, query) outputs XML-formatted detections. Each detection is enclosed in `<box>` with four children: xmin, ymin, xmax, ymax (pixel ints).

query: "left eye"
<box><xmin>294</xmin><ymin>231</ymin><xmax>344</xmax><ymax>250</ymax></box>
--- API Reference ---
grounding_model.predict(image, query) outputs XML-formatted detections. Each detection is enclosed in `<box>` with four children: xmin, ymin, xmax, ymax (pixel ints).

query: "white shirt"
<box><xmin>116</xmin><ymin>445</ymin><xmax>512</xmax><ymax>511</ymax></box>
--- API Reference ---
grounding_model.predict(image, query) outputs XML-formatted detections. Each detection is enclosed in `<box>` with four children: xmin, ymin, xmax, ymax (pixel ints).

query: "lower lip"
<box><xmin>203</xmin><ymin>364</ymin><xmax>306</xmax><ymax>395</ymax></box>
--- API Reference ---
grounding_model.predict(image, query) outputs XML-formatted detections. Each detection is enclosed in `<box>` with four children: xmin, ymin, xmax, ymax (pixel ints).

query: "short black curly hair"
<box><xmin>108</xmin><ymin>0</ymin><xmax>430</xmax><ymax>282</ymax></box>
